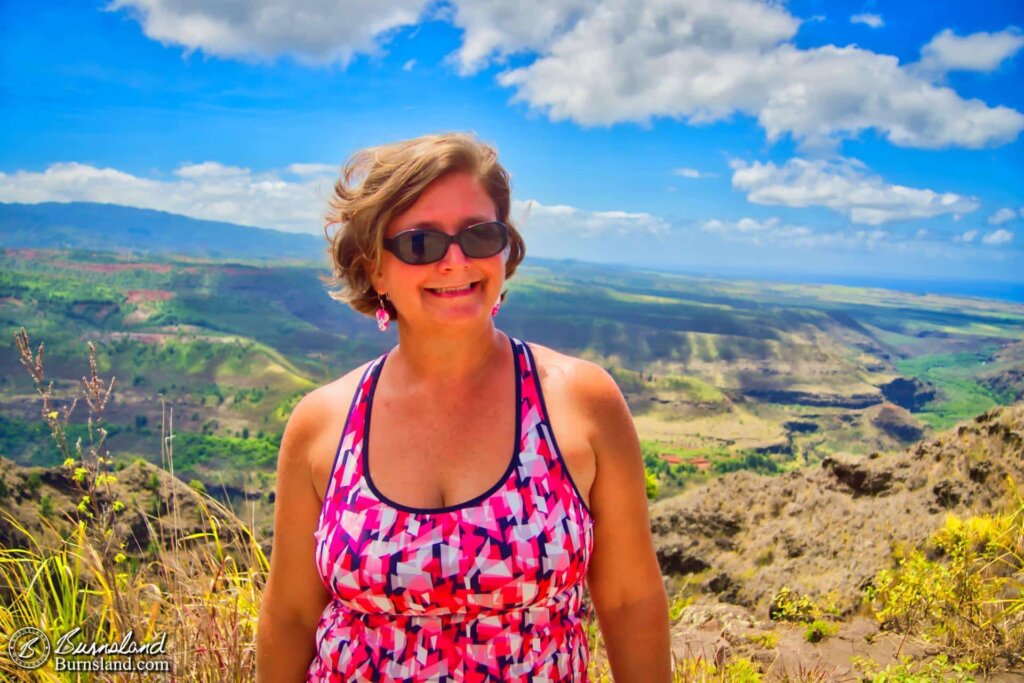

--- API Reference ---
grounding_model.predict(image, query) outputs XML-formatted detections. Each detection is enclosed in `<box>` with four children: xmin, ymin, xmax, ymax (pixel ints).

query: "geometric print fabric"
<box><xmin>306</xmin><ymin>336</ymin><xmax>595</xmax><ymax>682</ymax></box>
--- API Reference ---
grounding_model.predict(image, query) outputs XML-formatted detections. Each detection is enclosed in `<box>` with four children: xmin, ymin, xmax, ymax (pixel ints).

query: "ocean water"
<box><xmin>777</xmin><ymin>276</ymin><xmax>1024</xmax><ymax>304</ymax></box>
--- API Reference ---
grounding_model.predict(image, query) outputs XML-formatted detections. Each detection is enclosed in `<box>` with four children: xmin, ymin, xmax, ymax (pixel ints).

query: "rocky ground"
<box><xmin>650</xmin><ymin>403</ymin><xmax>1024</xmax><ymax>679</ymax></box>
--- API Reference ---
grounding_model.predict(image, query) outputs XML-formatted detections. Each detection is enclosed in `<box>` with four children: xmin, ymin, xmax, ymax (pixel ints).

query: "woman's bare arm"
<box><xmin>256</xmin><ymin>389</ymin><xmax>336</xmax><ymax>682</ymax></box>
<box><xmin>576</xmin><ymin>361</ymin><xmax>672</xmax><ymax>681</ymax></box>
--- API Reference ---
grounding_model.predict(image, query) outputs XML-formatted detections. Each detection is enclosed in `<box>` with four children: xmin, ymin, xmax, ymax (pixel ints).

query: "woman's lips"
<box><xmin>425</xmin><ymin>282</ymin><xmax>479</xmax><ymax>298</ymax></box>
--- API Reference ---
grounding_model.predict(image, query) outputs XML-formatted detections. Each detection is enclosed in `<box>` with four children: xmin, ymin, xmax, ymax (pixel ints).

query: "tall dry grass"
<box><xmin>1</xmin><ymin>330</ymin><xmax>267</xmax><ymax>681</ymax></box>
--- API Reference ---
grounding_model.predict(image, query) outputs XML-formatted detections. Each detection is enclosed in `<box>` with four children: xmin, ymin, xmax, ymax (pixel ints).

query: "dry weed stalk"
<box><xmin>3</xmin><ymin>329</ymin><xmax>267</xmax><ymax>681</ymax></box>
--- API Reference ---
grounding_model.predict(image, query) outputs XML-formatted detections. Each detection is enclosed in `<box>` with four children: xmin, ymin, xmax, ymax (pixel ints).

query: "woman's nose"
<box><xmin>439</xmin><ymin>240</ymin><xmax>470</xmax><ymax>268</ymax></box>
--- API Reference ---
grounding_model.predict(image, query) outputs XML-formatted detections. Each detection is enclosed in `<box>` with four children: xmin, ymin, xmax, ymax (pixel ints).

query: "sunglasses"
<box><xmin>382</xmin><ymin>221</ymin><xmax>509</xmax><ymax>265</ymax></box>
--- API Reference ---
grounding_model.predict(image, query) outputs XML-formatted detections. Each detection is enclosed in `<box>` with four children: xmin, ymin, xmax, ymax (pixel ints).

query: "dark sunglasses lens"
<box><xmin>397</xmin><ymin>231</ymin><xmax>448</xmax><ymax>264</ymax></box>
<box><xmin>460</xmin><ymin>222</ymin><xmax>508</xmax><ymax>257</ymax></box>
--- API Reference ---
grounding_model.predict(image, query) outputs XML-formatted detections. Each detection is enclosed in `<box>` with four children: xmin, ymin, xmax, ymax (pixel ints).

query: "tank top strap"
<box><xmin>509</xmin><ymin>336</ymin><xmax>546</xmax><ymax>440</ymax></box>
<box><xmin>317</xmin><ymin>351</ymin><xmax>388</xmax><ymax>531</ymax></box>
<box><xmin>510</xmin><ymin>335</ymin><xmax>594</xmax><ymax>522</ymax></box>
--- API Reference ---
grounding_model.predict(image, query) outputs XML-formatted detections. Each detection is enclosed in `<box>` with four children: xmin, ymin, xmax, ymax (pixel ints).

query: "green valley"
<box><xmin>3</xmin><ymin>246</ymin><xmax>1023</xmax><ymax>518</ymax></box>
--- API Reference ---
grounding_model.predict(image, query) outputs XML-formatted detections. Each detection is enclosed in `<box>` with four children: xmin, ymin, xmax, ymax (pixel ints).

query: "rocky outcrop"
<box><xmin>981</xmin><ymin>367</ymin><xmax>1024</xmax><ymax>403</ymax></box>
<box><xmin>879</xmin><ymin>377</ymin><xmax>937</xmax><ymax>412</ymax></box>
<box><xmin>869</xmin><ymin>403</ymin><xmax>925</xmax><ymax>442</ymax></box>
<box><xmin>651</xmin><ymin>404</ymin><xmax>1024</xmax><ymax>616</ymax></box>
<box><xmin>821</xmin><ymin>455</ymin><xmax>893</xmax><ymax>496</ymax></box>
<box><xmin>742</xmin><ymin>388</ymin><xmax>881</xmax><ymax>409</ymax></box>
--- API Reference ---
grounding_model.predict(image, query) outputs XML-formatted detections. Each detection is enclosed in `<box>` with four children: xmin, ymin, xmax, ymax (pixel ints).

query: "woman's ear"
<box><xmin>368</xmin><ymin>257</ymin><xmax>385</xmax><ymax>294</ymax></box>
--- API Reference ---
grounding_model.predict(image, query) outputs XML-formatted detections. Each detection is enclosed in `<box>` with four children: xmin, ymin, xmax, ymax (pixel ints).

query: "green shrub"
<box><xmin>865</xmin><ymin>481</ymin><xmax>1024</xmax><ymax>671</ymax></box>
<box><xmin>803</xmin><ymin>619</ymin><xmax>838</xmax><ymax>643</ymax></box>
<box><xmin>39</xmin><ymin>494</ymin><xmax>54</xmax><ymax>518</ymax></box>
<box><xmin>769</xmin><ymin>586</ymin><xmax>818</xmax><ymax>622</ymax></box>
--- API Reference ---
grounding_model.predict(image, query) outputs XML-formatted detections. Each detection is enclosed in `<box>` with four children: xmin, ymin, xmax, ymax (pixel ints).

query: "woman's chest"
<box><xmin>317</xmin><ymin>467</ymin><xmax>594</xmax><ymax>616</ymax></box>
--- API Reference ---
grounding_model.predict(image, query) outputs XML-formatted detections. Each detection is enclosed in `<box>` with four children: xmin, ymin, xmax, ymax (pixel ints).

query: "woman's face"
<box><xmin>373</xmin><ymin>171</ymin><xmax>506</xmax><ymax>329</ymax></box>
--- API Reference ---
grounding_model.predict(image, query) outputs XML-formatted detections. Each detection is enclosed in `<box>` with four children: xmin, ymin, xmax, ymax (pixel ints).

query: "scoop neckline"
<box><xmin>360</xmin><ymin>334</ymin><xmax>523</xmax><ymax>515</ymax></box>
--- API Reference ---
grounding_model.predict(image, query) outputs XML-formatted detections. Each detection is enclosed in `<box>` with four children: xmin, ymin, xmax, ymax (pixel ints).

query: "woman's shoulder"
<box><xmin>520</xmin><ymin>339</ymin><xmax>622</xmax><ymax>406</ymax></box>
<box><xmin>285</xmin><ymin>358</ymin><xmax>378</xmax><ymax>443</ymax></box>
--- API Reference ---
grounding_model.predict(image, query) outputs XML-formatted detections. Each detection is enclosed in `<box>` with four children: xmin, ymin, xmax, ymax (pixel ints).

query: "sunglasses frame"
<box><xmin>382</xmin><ymin>220</ymin><xmax>510</xmax><ymax>266</ymax></box>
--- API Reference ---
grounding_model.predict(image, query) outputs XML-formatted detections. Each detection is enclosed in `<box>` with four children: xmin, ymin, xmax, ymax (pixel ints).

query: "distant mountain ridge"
<box><xmin>0</xmin><ymin>202</ymin><xmax>326</xmax><ymax>262</ymax></box>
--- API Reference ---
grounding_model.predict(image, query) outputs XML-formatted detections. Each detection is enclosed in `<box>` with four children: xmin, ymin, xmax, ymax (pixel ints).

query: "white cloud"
<box><xmin>402</xmin><ymin>58</ymin><xmax>416</xmax><ymax>71</ymax></box>
<box><xmin>493</xmin><ymin>1</ymin><xmax>1024</xmax><ymax>149</ymax></box>
<box><xmin>917</xmin><ymin>28</ymin><xmax>1024</xmax><ymax>75</ymax></box>
<box><xmin>700</xmin><ymin>217</ymin><xmax>811</xmax><ymax>244</ymax></box>
<box><xmin>850</xmin><ymin>14</ymin><xmax>883</xmax><ymax>29</ymax></box>
<box><xmin>955</xmin><ymin>229</ymin><xmax>979</xmax><ymax>242</ymax></box>
<box><xmin>982</xmin><ymin>228</ymin><xmax>1014</xmax><ymax>245</ymax></box>
<box><xmin>0</xmin><ymin>161</ymin><xmax>337</xmax><ymax>233</ymax></box>
<box><xmin>731</xmin><ymin>157</ymin><xmax>980</xmax><ymax>225</ymax></box>
<box><xmin>106</xmin><ymin>0</ymin><xmax>428</xmax><ymax>66</ymax></box>
<box><xmin>698</xmin><ymin>216</ymin><xmax>911</xmax><ymax>251</ymax></box>
<box><xmin>988</xmin><ymin>207</ymin><xmax>1019</xmax><ymax>225</ymax></box>
<box><xmin>287</xmin><ymin>162</ymin><xmax>337</xmax><ymax>176</ymax></box>
<box><xmin>446</xmin><ymin>0</ymin><xmax>592</xmax><ymax>75</ymax></box>
<box><xmin>672</xmin><ymin>167</ymin><xmax>718</xmax><ymax>179</ymax></box>
<box><xmin>174</xmin><ymin>161</ymin><xmax>250</xmax><ymax>178</ymax></box>
<box><xmin>108</xmin><ymin>0</ymin><xmax>1024</xmax><ymax>150</ymax></box>
<box><xmin>514</xmin><ymin>198</ymin><xmax>670</xmax><ymax>237</ymax></box>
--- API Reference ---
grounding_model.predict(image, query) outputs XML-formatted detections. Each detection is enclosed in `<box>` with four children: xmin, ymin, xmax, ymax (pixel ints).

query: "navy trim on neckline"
<box><xmin>520</xmin><ymin>341</ymin><xmax>593</xmax><ymax>521</ymax></box>
<box><xmin>316</xmin><ymin>358</ymin><xmax>381</xmax><ymax>530</ymax></box>
<box><xmin>360</xmin><ymin>334</ymin><xmax>523</xmax><ymax>515</ymax></box>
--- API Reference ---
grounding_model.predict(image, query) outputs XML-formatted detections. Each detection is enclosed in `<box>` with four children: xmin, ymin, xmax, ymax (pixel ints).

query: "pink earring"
<box><xmin>376</xmin><ymin>294</ymin><xmax>391</xmax><ymax>332</ymax></box>
<box><xmin>491</xmin><ymin>298</ymin><xmax>501</xmax><ymax>318</ymax></box>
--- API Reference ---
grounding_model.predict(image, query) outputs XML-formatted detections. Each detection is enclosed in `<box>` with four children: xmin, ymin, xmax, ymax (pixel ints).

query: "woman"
<box><xmin>256</xmin><ymin>132</ymin><xmax>670</xmax><ymax>682</ymax></box>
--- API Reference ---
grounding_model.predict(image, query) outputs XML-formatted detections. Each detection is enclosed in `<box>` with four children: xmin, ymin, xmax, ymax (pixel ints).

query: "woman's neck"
<box><xmin>389</xmin><ymin>322</ymin><xmax>506</xmax><ymax>389</ymax></box>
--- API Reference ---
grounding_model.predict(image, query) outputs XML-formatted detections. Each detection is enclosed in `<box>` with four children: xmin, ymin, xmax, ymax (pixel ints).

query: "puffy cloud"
<box><xmin>287</xmin><ymin>162</ymin><xmax>338</xmax><ymax>176</ymax></box>
<box><xmin>988</xmin><ymin>207</ymin><xmax>1020</xmax><ymax>225</ymax></box>
<box><xmin>850</xmin><ymin>14</ymin><xmax>883</xmax><ymax>29</ymax></box>
<box><xmin>106</xmin><ymin>0</ymin><xmax>428</xmax><ymax>66</ymax></box>
<box><xmin>494</xmin><ymin>0</ymin><xmax>1024</xmax><ymax>149</ymax></box>
<box><xmin>174</xmin><ymin>161</ymin><xmax>251</xmax><ymax>178</ymax></box>
<box><xmin>699</xmin><ymin>216</ymin><xmax>901</xmax><ymax>250</ymax></box>
<box><xmin>955</xmin><ymin>229</ymin><xmax>979</xmax><ymax>242</ymax></box>
<box><xmin>0</xmin><ymin>161</ymin><xmax>338</xmax><ymax>233</ymax></box>
<box><xmin>672</xmin><ymin>167</ymin><xmax>718</xmax><ymax>179</ymax></box>
<box><xmin>446</xmin><ymin>0</ymin><xmax>592</xmax><ymax>75</ymax></box>
<box><xmin>402</xmin><ymin>58</ymin><xmax>416</xmax><ymax>71</ymax></box>
<box><xmin>731</xmin><ymin>157</ymin><xmax>980</xmax><ymax>224</ymax></box>
<box><xmin>700</xmin><ymin>217</ymin><xmax>812</xmax><ymax>245</ymax></box>
<box><xmin>108</xmin><ymin>0</ymin><xmax>1024</xmax><ymax>150</ymax></box>
<box><xmin>982</xmin><ymin>228</ymin><xmax>1014</xmax><ymax>245</ymax></box>
<box><xmin>514</xmin><ymin>198</ymin><xmax>670</xmax><ymax>237</ymax></box>
<box><xmin>917</xmin><ymin>28</ymin><xmax>1024</xmax><ymax>75</ymax></box>
<box><xmin>486</xmin><ymin>198</ymin><xmax>675</xmax><ymax>265</ymax></box>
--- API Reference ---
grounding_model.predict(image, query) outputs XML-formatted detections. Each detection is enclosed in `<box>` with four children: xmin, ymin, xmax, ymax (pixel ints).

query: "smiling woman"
<box><xmin>255</xmin><ymin>132</ymin><xmax>671</xmax><ymax>682</ymax></box>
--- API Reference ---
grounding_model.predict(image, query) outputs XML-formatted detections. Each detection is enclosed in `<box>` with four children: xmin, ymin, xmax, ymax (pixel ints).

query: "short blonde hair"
<box><xmin>323</xmin><ymin>132</ymin><xmax>527</xmax><ymax>320</ymax></box>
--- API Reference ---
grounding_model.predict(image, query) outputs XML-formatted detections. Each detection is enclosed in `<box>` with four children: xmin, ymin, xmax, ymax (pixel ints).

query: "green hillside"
<box><xmin>3</xmin><ymin>247</ymin><xmax>1023</xmax><ymax>507</ymax></box>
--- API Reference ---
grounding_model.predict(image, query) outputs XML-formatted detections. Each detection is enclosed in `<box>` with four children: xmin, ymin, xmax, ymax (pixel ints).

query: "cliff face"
<box><xmin>651</xmin><ymin>403</ymin><xmax>1024</xmax><ymax>616</ymax></box>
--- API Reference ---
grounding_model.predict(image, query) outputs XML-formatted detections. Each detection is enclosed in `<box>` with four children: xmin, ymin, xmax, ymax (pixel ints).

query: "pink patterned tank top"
<box><xmin>307</xmin><ymin>336</ymin><xmax>595</xmax><ymax>682</ymax></box>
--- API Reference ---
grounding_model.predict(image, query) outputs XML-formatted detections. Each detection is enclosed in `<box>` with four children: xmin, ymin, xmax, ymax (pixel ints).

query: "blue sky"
<box><xmin>1</xmin><ymin>0</ymin><xmax>1022</xmax><ymax>287</ymax></box>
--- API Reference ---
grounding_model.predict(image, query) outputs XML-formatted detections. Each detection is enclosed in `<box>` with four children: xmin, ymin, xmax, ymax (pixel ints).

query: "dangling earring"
<box><xmin>490</xmin><ymin>297</ymin><xmax>502</xmax><ymax>318</ymax></box>
<box><xmin>376</xmin><ymin>294</ymin><xmax>391</xmax><ymax>332</ymax></box>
